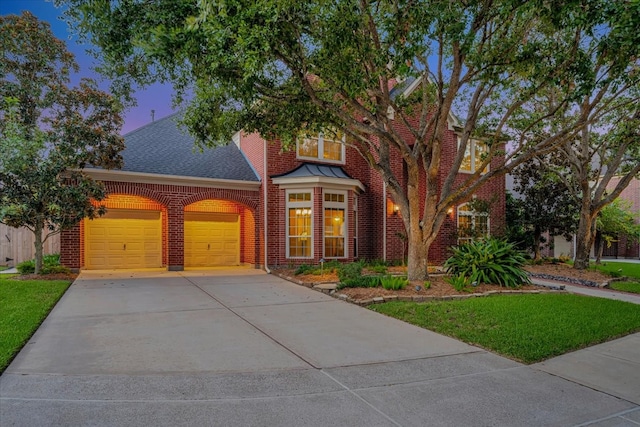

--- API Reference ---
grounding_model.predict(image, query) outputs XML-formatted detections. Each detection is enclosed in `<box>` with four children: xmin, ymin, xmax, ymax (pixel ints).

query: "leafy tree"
<box><xmin>594</xmin><ymin>200</ymin><xmax>640</xmax><ymax>264</ymax></box>
<box><xmin>0</xmin><ymin>12</ymin><xmax>124</xmax><ymax>274</ymax></box>
<box><xmin>59</xmin><ymin>0</ymin><xmax>639</xmax><ymax>279</ymax></box>
<box><xmin>509</xmin><ymin>155</ymin><xmax>579</xmax><ymax>260</ymax></box>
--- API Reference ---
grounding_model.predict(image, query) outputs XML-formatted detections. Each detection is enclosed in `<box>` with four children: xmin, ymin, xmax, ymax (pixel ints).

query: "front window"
<box><xmin>324</xmin><ymin>191</ymin><xmax>347</xmax><ymax>258</ymax></box>
<box><xmin>297</xmin><ymin>129</ymin><xmax>345</xmax><ymax>163</ymax></box>
<box><xmin>287</xmin><ymin>191</ymin><xmax>313</xmax><ymax>258</ymax></box>
<box><xmin>457</xmin><ymin>203</ymin><xmax>489</xmax><ymax>245</ymax></box>
<box><xmin>459</xmin><ymin>138</ymin><xmax>489</xmax><ymax>174</ymax></box>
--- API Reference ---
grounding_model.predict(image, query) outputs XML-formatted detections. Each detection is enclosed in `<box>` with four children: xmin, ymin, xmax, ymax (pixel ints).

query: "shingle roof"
<box><xmin>390</xmin><ymin>76</ymin><xmax>417</xmax><ymax>100</ymax></box>
<box><xmin>117</xmin><ymin>113</ymin><xmax>259</xmax><ymax>181</ymax></box>
<box><xmin>271</xmin><ymin>163</ymin><xmax>354</xmax><ymax>180</ymax></box>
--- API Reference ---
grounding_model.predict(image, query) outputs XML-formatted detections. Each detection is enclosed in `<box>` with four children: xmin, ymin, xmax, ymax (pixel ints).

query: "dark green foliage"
<box><xmin>368</xmin><ymin>265</ymin><xmax>388</xmax><ymax>274</ymax></box>
<box><xmin>294</xmin><ymin>264</ymin><xmax>314</xmax><ymax>275</ymax></box>
<box><xmin>446</xmin><ymin>274</ymin><xmax>472</xmax><ymax>292</ymax></box>
<box><xmin>337</xmin><ymin>261</ymin><xmax>363</xmax><ymax>282</ymax></box>
<box><xmin>16</xmin><ymin>254</ymin><xmax>69</xmax><ymax>275</ymax></box>
<box><xmin>380</xmin><ymin>276</ymin><xmax>408</xmax><ymax>290</ymax></box>
<box><xmin>337</xmin><ymin>275</ymin><xmax>381</xmax><ymax>290</ymax></box>
<box><xmin>445</xmin><ymin>239</ymin><xmax>530</xmax><ymax>288</ymax></box>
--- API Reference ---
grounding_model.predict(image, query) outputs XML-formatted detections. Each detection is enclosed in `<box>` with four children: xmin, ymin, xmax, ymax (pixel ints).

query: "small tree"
<box><xmin>510</xmin><ymin>155</ymin><xmax>579</xmax><ymax>260</ymax></box>
<box><xmin>594</xmin><ymin>200</ymin><xmax>640</xmax><ymax>264</ymax></box>
<box><xmin>0</xmin><ymin>13</ymin><xmax>124</xmax><ymax>273</ymax></box>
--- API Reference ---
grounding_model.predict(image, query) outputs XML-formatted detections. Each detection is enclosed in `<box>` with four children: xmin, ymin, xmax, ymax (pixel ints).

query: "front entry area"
<box><xmin>184</xmin><ymin>212</ymin><xmax>240</xmax><ymax>267</ymax></box>
<box><xmin>84</xmin><ymin>209</ymin><xmax>163</xmax><ymax>269</ymax></box>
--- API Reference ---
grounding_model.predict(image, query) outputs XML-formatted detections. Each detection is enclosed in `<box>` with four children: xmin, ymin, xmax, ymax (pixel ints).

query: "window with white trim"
<box><xmin>459</xmin><ymin>138</ymin><xmax>489</xmax><ymax>174</ymax></box>
<box><xmin>323</xmin><ymin>191</ymin><xmax>347</xmax><ymax>258</ymax></box>
<box><xmin>297</xmin><ymin>129</ymin><xmax>345</xmax><ymax>163</ymax></box>
<box><xmin>287</xmin><ymin>191</ymin><xmax>313</xmax><ymax>258</ymax></box>
<box><xmin>457</xmin><ymin>203</ymin><xmax>489</xmax><ymax>245</ymax></box>
<box><xmin>353</xmin><ymin>196</ymin><xmax>358</xmax><ymax>258</ymax></box>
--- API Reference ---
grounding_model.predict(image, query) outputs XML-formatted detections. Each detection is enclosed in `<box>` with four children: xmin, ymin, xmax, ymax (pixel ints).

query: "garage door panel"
<box><xmin>85</xmin><ymin>210</ymin><xmax>162</xmax><ymax>270</ymax></box>
<box><xmin>184</xmin><ymin>214</ymin><xmax>239</xmax><ymax>267</ymax></box>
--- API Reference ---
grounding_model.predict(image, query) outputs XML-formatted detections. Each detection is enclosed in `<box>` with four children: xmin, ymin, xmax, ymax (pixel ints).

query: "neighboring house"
<box><xmin>61</xmin><ymin>84</ymin><xmax>505</xmax><ymax>271</ymax></box>
<box><xmin>600</xmin><ymin>177</ymin><xmax>640</xmax><ymax>259</ymax></box>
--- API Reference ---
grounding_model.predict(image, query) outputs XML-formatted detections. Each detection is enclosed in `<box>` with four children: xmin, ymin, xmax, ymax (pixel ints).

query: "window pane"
<box><xmin>289</xmin><ymin>192</ymin><xmax>311</xmax><ymax>202</ymax></box>
<box><xmin>460</xmin><ymin>142</ymin><xmax>472</xmax><ymax>172</ymax></box>
<box><xmin>323</xmin><ymin>139</ymin><xmax>343</xmax><ymax>161</ymax></box>
<box><xmin>298</xmin><ymin>137</ymin><xmax>318</xmax><ymax>158</ymax></box>
<box><xmin>288</xmin><ymin>207</ymin><xmax>312</xmax><ymax>257</ymax></box>
<box><xmin>475</xmin><ymin>142</ymin><xmax>489</xmax><ymax>173</ymax></box>
<box><xmin>324</xmin><ymin>208</ymin><xmax>345</xmax><ymax>257</ymax></box>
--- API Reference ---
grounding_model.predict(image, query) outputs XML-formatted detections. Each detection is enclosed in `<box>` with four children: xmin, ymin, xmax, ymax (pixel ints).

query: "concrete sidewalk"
<box><xmin>532</xmin><ymin>277</ymin><xmax>640</xmax><ymax>304</ymax></box>
<box><xmin>1</xmin><ymin>269</ymin><xmax>638</xmax><ymax>426</ymax></box>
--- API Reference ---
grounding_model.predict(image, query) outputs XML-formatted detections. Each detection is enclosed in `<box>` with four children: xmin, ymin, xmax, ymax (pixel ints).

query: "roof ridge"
<box><xmin>123</xmin><ymin>111</ymin><xmax>183</xmax><ymax>137</ymax></box>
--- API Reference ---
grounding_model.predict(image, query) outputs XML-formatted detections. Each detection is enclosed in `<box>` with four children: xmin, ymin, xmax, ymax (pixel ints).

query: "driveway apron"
<box><xmin>1</xmin><ymin>269</ymin><xmax>638</xmax><ymax>426</ymax></box>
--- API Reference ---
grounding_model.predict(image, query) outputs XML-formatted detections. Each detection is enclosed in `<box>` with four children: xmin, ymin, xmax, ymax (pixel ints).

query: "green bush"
<box><xmin>423</xmin><ymin>281</ymin><xmax>431</xmax><ymax>290</ymax></box>
<box><xmin>368</xmin><ymin>265</ymin><xmax>388</xmax><ymax>274</ymax></box>
<box><xmin>337</xmin><ymin>275</ymin><xmax>381</xmax><ymax>289</ymax></box>
<box><xmin>444</xmin><ymin>238</ymin><xmax>530</xmax><ymax>288</ymax></box>
<box><xmin>380</xmin><ymin>275</ymin><xmax>408</xmax><ymax>290</ymax></box>
<box><xmin>446</xmin><ymin>274</ymin><xmax>471</xmax><ymax>292</ymax></box>
<box><xmin>337</xmin><ymin>261</ymin><xmax>363</xmax><ymax>282</ymax></box>
<box><xmin>294</xmin><ymin>264</ymin><xmax>315</xmax><ymax>275</ymax></box>
<box><xmin>16</xmin><ymin>254</ymin><xmax>69</xmax><ymax>275</ymax></box>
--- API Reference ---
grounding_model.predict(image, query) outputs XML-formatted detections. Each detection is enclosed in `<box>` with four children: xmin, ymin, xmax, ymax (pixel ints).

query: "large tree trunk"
<box><xmin>33</xmin><ymin>221</ymin><xmax>44</xmax><ymax>274</ymax></box>
<box><xmin>406</xmin><ymin>228</ymin><xmax>430</xmax><ymax>281</ymax></box>
<box><xmin>574</xmin><ymin>205</ymin><xmax>597</xmax><ymax>270</ymax></box>
<box><xmin>533</xmin><ymin>225</ymin><xmax>542</xmax><ymax>261</ymax></box>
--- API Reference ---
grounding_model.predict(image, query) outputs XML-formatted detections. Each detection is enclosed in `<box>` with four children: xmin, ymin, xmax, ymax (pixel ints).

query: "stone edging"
<box><xmin>527</xmin><ymin>272</ymin><xmax>611</xmax><ymax>288</ymax></box>
<box><xmin>274</xmin><ymin>272</ymin><xmax>564</xmax><ymax>307</ymax></box>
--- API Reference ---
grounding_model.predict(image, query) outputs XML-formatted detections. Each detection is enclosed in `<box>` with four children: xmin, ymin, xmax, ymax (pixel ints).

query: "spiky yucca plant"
<box><xmin>444</xmin><ymin>238</ymin><xmax>531</xmax><ymax>288</ymax></box>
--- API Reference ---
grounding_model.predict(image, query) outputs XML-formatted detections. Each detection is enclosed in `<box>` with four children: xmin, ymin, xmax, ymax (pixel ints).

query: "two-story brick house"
<box><xmin>61</xmin><ymin>84</ymin><xmax>505</xmax><ymax>271</ymax></box>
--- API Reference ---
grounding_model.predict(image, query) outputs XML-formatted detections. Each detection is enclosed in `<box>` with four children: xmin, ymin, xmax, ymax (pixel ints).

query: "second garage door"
<box><xmin>184</xmin><ymin>212</ymin><xmax>240</xmax><ymax>267</ymax></box>
<box><xmin>85</xmin><ymin>209</ymin><xmax>163</xmax><ymax>269</ymax></box>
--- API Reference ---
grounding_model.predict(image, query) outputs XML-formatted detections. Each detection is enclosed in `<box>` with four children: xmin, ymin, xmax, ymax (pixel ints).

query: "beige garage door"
<box><xmin>85</xmin><ymin>209</ymin><xmax>162</xmax><ymax>269</ymax></box>
<box><xmin>184</xmin><ymin>212</ymin><xmax>240</xmax><ymax>267</ymax></box>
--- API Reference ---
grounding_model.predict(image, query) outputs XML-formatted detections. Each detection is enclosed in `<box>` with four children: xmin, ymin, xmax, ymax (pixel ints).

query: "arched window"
<box><xmin>457</xmin><ymin>203</ymin><xmax>489</xmax><ymax>245</ymax></box>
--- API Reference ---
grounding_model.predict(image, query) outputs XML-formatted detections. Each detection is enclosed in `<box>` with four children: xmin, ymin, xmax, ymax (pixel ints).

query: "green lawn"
<box><xmin>609</xmin><ymin>281</ymin><xmax>640</xmax><ymax>294</ymax></box>
<box><xmin>370</xmin><ymin>294</ymin><xmax>640</xmax><ymax>364</ymax></box>
<box><xmin>593</xmin><ymin>261</ymin><xmax>640</xmax><ymax>279</ymax></box>
<box><xmin>0</xmin><ymin>275</ymin><xmax>72</xmax><ymax>372</ymax></box>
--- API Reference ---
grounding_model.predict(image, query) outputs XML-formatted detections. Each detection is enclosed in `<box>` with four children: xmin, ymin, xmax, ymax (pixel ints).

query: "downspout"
<box><xmin>383</xmin><ymin>183</ymin><xmax>387</xmax><ymax>262</ymax></box>
<box><xmin>263</xmin><ymin>138</ymin><xmax>271</xmax><ymax>274</ymax></box>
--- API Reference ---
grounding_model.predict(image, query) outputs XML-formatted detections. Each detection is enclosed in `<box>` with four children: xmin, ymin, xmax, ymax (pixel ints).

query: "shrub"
<box><xmin>423</xmin><ymin>281</ymin><xmax>431</xmax><ymax>290</ymax></box>
<box><xmin>337</xmin><ymin>275</ymin><xmax>381</xmax><ymax>289</ymax></box>
<box><xmin>446</xmin><ymin>274</ymin><xmax>471</xmax><ymax>292</ymax></box>
<box><xmin>380</xmin><ymin>275</ymin><xmax>408</xmax><ymax>290</ymax></box>
<box><xmin>444</xmin><ymin>238</ymin><xmax>531</xmax><ymax>288</ymax></box>
<box><xmin>294</xmin><ymin>264</ymin><xmax>315</xmax><ymax>275</ymax></box>
<box><xmin>16</xmin><ymin>253</ymin><xmax>69</xmax><ymax>275</ymax></box>
<box><xmin>337</xmin><ymin>261</ymin><xmax>363</xmax><ymax>282</ymax></box>
<box><xmin>368</xmin><ymin>265</ymin><xmax>388</xmax><ymax>274</ymax></box>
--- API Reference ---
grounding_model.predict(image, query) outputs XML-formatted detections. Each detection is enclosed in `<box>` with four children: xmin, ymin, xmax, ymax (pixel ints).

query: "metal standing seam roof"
<box><xmin>113</xmin><ymin>113</ymin><xmax>260</xmax><ymax>182</ymax></box>
<box><xmin>270</xmin><ymin>162</ymin><xmax>355</xmax><ymax>180</ymax></box>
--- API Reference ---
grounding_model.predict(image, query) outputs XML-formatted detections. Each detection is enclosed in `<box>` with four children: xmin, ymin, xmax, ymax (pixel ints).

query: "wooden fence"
<box><xmin>0</xmin><ymin>224</ymin><xmax>60</xmax><ymax>267</ymax></box>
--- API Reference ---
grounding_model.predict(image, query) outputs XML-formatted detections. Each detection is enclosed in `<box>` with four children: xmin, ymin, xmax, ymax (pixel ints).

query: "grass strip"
<box><xmin>0</xmin><ymin>276</ymin><xmax>72</xmax><ymax>372</ymax></box>
<box><xmin>593</xmin><ymin>262</ymin><xmax>640</xmax><ymax>279</ymax></box>
<box><xmin>609</xmin><ymin>281</ymin><xmax>640</xmax><ymax>294</ymax></box>
<box><xmin>370</xmin><ymin>293</ymin><xmax>640</xmax><ymax>364</ymax></box>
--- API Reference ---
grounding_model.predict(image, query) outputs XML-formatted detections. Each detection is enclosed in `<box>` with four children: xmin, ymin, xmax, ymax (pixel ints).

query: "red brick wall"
<box><xmin>60</xmin><ymin>181</ymin><xmax>261</xmax><ymax>270</ymax></box>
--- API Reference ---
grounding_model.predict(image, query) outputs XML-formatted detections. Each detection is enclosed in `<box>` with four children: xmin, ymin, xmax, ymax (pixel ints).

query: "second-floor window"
<box><xmin>459</xmin><ymin>138</ymin><xmax>489</xmax><ymax>174</ymax></box>
<box><xmin>297</xmin><ymin>130</ymin><xmax>345</xmax><ymax>163</ymax></box>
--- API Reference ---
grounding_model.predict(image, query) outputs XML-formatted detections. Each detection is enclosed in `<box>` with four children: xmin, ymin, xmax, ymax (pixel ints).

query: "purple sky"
<box><xmin>2</xmin><ymin>0</ymin><xmax>177</xmax><ymax>134</ymax></box>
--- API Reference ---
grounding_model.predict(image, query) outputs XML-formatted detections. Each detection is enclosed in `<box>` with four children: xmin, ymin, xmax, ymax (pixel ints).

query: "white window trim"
<box><xmin>353</xmin><ymin>195</ymin><xmax>358</xmax><ymax>259</ymax></box>
<box><xmin>286</xmin><ymin>190</ymin><xmax>314</xmax><ymax>259</ymax></box>
<box><xmin>296</xmin><ymin>132</ymin><xmax>346</xmax><ymax>165</ymax></box>
<box><xmin>457</xmin><ymin>203</ymin><xmax>490</xmax><ymax>245</ymax></box>
<box><xmin>458</xmin><ymin>137</ymin><xmax>489</xmax><ymax>174</ymax></box>
<box><xmin>322</xmin><ymin>189</ymin><xmax>348</xmax><ymax>259</ymax></box>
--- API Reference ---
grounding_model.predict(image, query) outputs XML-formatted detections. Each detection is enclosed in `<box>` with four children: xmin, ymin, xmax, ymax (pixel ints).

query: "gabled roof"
<box><xmin>271</xmin><ymin>163</ymin><xmax>365</xmax><ymax>192</ymax></box>
<box><xmin>117</xmin><ymin>113</ymin><xmax>259</xmax><ymax>182</ymax></box>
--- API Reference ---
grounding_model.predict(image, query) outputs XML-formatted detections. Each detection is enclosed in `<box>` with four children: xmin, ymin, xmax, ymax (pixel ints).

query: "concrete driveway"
<box><xmin>1</xmin><ymin>269</ymin><xmax>638</xmax><ymax>426</ymax></box>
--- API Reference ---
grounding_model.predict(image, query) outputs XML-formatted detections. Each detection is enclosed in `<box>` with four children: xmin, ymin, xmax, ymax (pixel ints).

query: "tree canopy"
<box><xmin>58</xmin><ymin>0</ymin><xmax>640</xmax><ymax>278</ymax></box>
<box><xmin>0</xmin><ymin>12</ymin><xmax>124</xmax><ymax>273</ymax></box>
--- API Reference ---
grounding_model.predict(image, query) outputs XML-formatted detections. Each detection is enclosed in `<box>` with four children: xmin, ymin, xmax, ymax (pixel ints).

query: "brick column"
<box><xmin>167</xmin><ymin>203</ymin><xmax>184</xmax><ymax>271</ymax></box>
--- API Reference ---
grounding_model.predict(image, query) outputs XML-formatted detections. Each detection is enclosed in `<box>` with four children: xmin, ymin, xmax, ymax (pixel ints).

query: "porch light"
<box><xmin>392</xmin><ymin>204</ymin><xmax>400</xmax><ymax>215</ymax></box>
<box><xmin>447</xmin><ymin>207</ymin><xmax>454</xmax><ymax>216</ymax></box>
